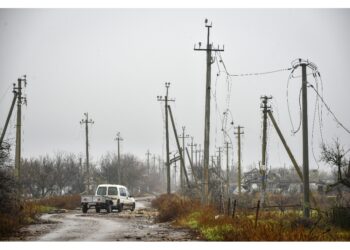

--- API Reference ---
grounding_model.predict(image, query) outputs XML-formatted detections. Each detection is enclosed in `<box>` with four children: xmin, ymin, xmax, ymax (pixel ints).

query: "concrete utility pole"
<box><xmin>80</xmin><ymin>112</ymin><xmax>94</xmax><ymax>194</ymax></box>
<box><xmin>225</xmin><ymin>142</ymin><xmax>231</xmax><ymax>198</ymax></box>
<box><xmin>234</xmin><ymin>126</ymin><xmax>244</xmax><ymax>195</ymax></box>
<box><xmin>14</xmin><ymin>76</ymin><xmax>27</xmax><ymax>190</ymax></box>
<box><xmin>157</xmin><ymin>82</ymin><xmax>175</xmax><ymax>194</ymax></box>
<box><xmin>260</xmin><ymin>96</ymin><xmax>272</xmax><ymax>205</ymax></box>
<box><xmin>194</xmin><ymin>19</ymin><xmax>224</xmax><ymax>205</ymax></box>
<box><xmin>216</xmin><ymin>147</ymin><xmax>222</xmax><ymax>175</ymax></box>
<box><xmin>115</xmin><ymin>132</ymin><xmax>123</xmax><ymax>184</ymax></box>
<box><xmin>301</xmin><ymin>63</ymin><xmax>310</xmax><ymax>218</ymax></box>
<box><xmin>168</xmin><ymin>105</ymin><xmax>190</xmax><ymax>188</ymax></box>
<box><xmin>194</xmin><ymin>144</ymin><xmax>198</xmax><ymax>166</ymax></box>
<box><xmin>146</xmin><ymin>150</ymin><xmax>151</xmax><ymax>176</ymax></box>
<box><xmin>179</xmin><ymin>126</ymin><xmax>190</xmax><ymax>189</ymax></box>
<box><xmin>152</xmin><ymin>155</ymin><xmax>156</xmax><ymax>173</ymax></box>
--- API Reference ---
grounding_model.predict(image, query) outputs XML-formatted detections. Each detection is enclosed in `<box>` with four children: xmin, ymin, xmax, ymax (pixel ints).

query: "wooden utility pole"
<box><xmin>179</xmin><ymin>126</ymin><xmax>189</xmax><ymax>190</ymax></box>
<box><xmin>14</xmin><ymin>76</ymin><xmax>27</xmax><ymax>192</ymax></box>
<box><xmin>80</xmin><ymin>112</ymin><xmax>94</xmax><ymax>194</ymax></box>
<box><xmin>157</xmin><ymin>82</ymin><xmax>174</xmax><ymax>194</ymax></box>
<box><xmin>301</xmin><ymin>63</ymin><xmax>310</xmax><ymax>218</ymax></box>
<box><xmin>115</xmin><ymin>132</ymin><xmax>123</xmax><ymax>184</ymax></box>
<box><xmin>234</xmin><ymin>126</ymin><xmax>244</xmax><ymax>195</ymax></box>
<box><xmin>194</xmin><ymin>19</ymin><xmax>224</xmax><ymax>205</ymax></box>
<box><xmin>260</xmin><ymin>96</ymin><xmax>272</xmax><ymax>205</ymax></box>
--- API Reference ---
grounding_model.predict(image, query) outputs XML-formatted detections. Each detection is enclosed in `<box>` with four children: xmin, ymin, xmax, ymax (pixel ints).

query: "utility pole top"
<box><xmin>115</xmin><ymin>132</ymin><xmax>124</xmax><ymax>142</ymax></box>
<box><xmin>80</xmin><ymin>112</ymin><xmax>94</xmax><ymax>125</ymax></box>
<box><xmin>194</xmin><ymin>19</ymin><xmax>224</xmax><ymax>52</ymax></box>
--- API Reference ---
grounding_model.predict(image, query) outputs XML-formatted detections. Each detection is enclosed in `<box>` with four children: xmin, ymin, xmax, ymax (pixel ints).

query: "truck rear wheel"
<box><xmin>117</xmin><ymin>203</ymin><xmax>123</xmax><ymax>212</ymax></box>
<box><xmin>82</xmin><ymin>204</ymin><xmax>88</xmax><ymax>213</ymax></box>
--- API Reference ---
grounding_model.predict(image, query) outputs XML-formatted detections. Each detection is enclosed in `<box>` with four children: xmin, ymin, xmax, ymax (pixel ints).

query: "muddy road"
<box><xmin>19</xmin><ymin>196</ymin><xmax>196</xmax><ymax>241</ymax></box>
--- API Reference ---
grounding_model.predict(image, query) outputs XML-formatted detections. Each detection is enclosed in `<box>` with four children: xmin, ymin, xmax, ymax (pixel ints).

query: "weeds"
<box><xmin>0</xmin><ymin>194</ymin><xmax>80</xmax><ymax>238</ymax></box>
<box><xmin>152</xmin><ymin>194</ymin><xmax>350</xmax><ymax>241</ymax></box>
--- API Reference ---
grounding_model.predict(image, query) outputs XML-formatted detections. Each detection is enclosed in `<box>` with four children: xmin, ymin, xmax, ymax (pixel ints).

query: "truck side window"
<box><xmin>96</xmin><ymin>186</ymin><xmax>107</xmax><ymax>196</ymax></box>
<box><xmin>120</xmin><ymin>187</ymin><xmax>126</xmax><ymax>197</ymax></box>
<box><xmin>108</xmin><ymin>187</ymin><xmax>118</xmax><ymax>195</ymax></box>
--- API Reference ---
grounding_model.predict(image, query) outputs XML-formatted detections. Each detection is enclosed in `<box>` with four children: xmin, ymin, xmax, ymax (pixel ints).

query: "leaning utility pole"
<box><xmin>194</xmin><ymin>19</ymin><xmax>224</xmax><ymax>205</ymax></box>
<box><xmin>179</xmin><ymin>126</ymin><xmax>189</xmax><ymax>190</ymax></box>
<box><xmin>301</xmin><ymin>62</ymin><xmax>310</xmax><ymax>218</ymax></box>
<box><xmin>0</xmin><ymin>88</ymin><xmax>18</xmax><ymax>148</ymax></box>
<box><xmin>260</xmin><ymin>95</ymin><xmax>272</xmax><ymax>205</ymax></box>
<box><xmin>115</xmin><ymin>132</ymin><xmax>123</xmax><ymax>183</ymax></box>
<box><xmin>168</xmin><ymin>105</ymin><xmax>190</xmax><ymax>188</ymax></box>
<box><xmin>80</xmin><ymin>113</ymin><xmax>94</xmax><ymax>194</ymax></box>
<box><xmin>157</xmin><ymin>82</ymin><xmax>175</xmax><ymax>194</ymax></box>
<box><xmin>234</xmin><ymin>126</ymin><xmax>244</xmax><ymax>195</ymax></box>
<box><xmin>187</xmin><ymin>137</ymin><xmax>196</xmax><ymax>181</ymax></box>
<box><xmin>14</xmin><ymin>76</ymin><xmax>27</xmax><ymax>187</ymax></box>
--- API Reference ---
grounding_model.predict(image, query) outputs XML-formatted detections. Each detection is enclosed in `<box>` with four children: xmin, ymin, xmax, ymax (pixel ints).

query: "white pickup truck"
<box><xmin>81</xmin><ymin>184</ymin><xmax>136</xmax><ymax>213</ymax></box>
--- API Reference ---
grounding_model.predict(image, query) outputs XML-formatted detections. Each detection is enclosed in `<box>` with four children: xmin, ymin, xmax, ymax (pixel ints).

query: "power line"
<box><xmin>309</xmin><ymin>84</ymin><xmax>350</xmax><ymax>135</ymax></box>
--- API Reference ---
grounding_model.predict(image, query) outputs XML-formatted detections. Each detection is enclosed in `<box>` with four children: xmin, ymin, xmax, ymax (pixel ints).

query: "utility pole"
<box><xmin>225</xmin><ymin>142</ymin><xmax>231</xmax><ymax>198</ymax></box>
<box><xmin>301</xmin><ymin>62</ymin><xmax>310</xmax><ymax>218</ymax></box>
<box><xmin>179</xmin><ymin>126</ymin><xmax>189</xmax><ymax>190</ymax></box>
<box><xmin>146</xmin><ymin>150</ymin><xmax>151</xmax><ymax>176</ymax></box>
<box><xmin>194</xmin><ymin>19</ymin><xmax>224</xmax><ymax>205</ymax></box>
<box><xmin>0</xmin><ymin>88</ymin><xmax>18</xmax><ymax>147</ymax></box>
<box><xmin>14</xmin><ymin>76</ymin><xmax>27</xmax><ymax>192</ymax></box>
<box><xmin>187</xmin><ymin>137</ymin><xmax>196</xmax><ymax>181</ymax></box>
<box><xmin>115</xmin><ymin>132</ymin><xmax>123</xmax><ymax>184</ymax></box>
<box><xmin>157</xmin><ymin>82</ymin><xmax>175</xmax><ymax>194</ymax></box>
<box><xmin>80</xmin><ymin>112</ymin><xmax>94</xmax><ymax>194</ymax></box>
<box><xmin>234</xmin><ymin>126</ymin><xmax>244</xmax><ymax>195</ymax></box>
<box><xmin>152</xmin><ymin>154</ymin><xmax>156</xmax><ymax>173</ymax></box>
<box><xmin>260</xmin><ymin>95</ymin><xmax>272</xmax><ymax>206</ymax></box>
<box><xmin>216</xmin><ymin>147</ymin><xmax>222</xmax><ymax>174</ymax></box>
<box><xmin>195</xmin><ymin>144</ymin><xmax>198</xmax><ymax>166</ymax></box>
<box><xmin>168</xmin><ymin>105</ymin><xmax>190</xmax><ymax>188</ymax></box>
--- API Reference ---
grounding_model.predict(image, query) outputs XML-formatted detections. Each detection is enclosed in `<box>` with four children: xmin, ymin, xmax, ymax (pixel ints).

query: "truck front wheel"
<box><xmin>95</xmin><ymin>206</ymin><xmax>101</xmax><ymax>213</ymax></box>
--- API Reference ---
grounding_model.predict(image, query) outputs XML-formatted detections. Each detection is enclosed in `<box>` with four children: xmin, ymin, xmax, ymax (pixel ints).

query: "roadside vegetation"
<box><xmin>152</xmin><ymin>193</ymin><xmax>350</xmax><ymax>241</ymax></box>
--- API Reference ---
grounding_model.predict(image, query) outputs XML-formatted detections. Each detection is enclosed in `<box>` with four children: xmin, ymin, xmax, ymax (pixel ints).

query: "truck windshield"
<box><xmin>96</xmin><ymin>186</ymin><xmax>107</xmax><ymax>196</ymax></box>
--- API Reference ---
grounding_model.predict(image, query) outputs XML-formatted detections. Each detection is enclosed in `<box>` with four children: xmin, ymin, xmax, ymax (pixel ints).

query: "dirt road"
<box><xmin>19</xmin><ymin>196</ymin><xmax>196</xmax><ymax>241</ymax></box>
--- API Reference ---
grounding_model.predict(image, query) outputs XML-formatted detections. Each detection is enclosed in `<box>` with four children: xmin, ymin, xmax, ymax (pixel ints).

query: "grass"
<box><xmin>152</xmin><ymin>194</ymin><xmax>350</xmax><ymax>241</ymax></box>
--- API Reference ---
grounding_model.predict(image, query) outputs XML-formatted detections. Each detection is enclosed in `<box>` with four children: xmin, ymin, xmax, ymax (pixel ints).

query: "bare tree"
<box><xmin>321</xmin><ymin>139</ymin><xmax>350</xmax><ymax>189</ymax></box>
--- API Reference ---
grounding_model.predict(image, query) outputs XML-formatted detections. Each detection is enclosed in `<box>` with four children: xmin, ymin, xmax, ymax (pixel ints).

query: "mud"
<box><xmin>15</xmin><ymin>196</ymin><xmax>197</xmax><ymax>241</ymax></box>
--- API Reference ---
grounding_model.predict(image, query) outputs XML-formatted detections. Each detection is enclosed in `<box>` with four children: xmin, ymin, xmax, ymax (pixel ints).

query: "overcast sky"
<box><xmin>0</xmin><ymin>9</ymin><xmax>349</xmax><ymax>172</ymax></box>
